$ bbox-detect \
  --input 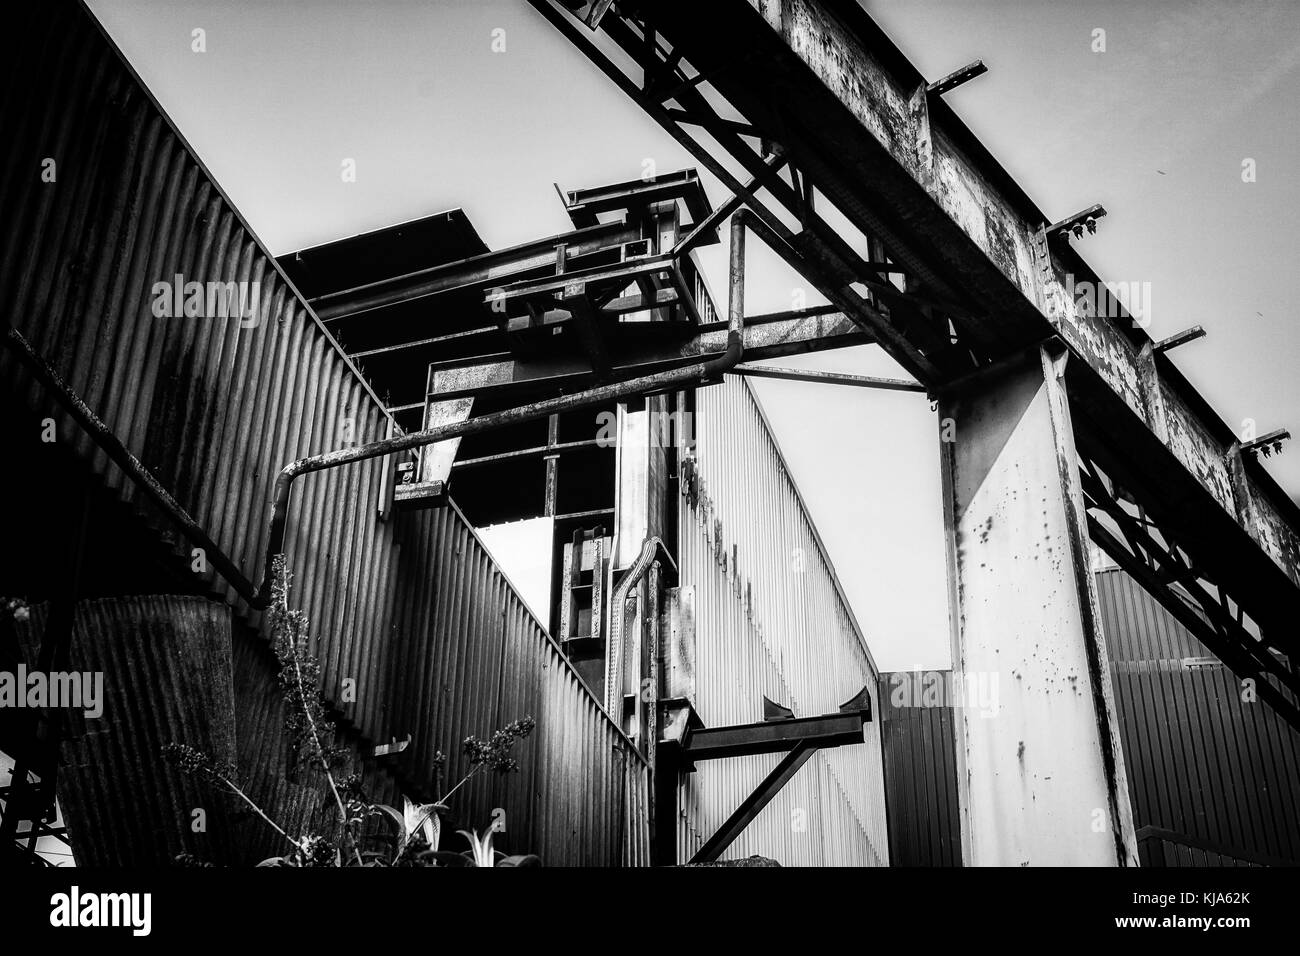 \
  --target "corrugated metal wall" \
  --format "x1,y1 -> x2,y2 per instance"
874,570 -> 1300,868
879,672 -> 961,866
676,377 -> 889,865
2,0 -> 647,866
15,596 -> 246,866
1096,567 -> 1300,865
